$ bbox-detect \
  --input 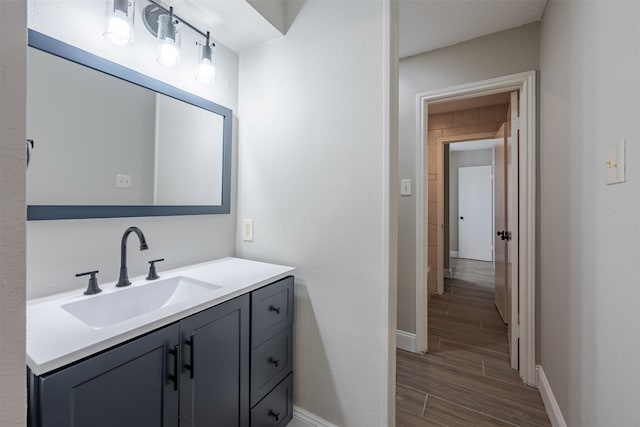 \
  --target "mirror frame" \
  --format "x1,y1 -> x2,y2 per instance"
27,29 -> 232,220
